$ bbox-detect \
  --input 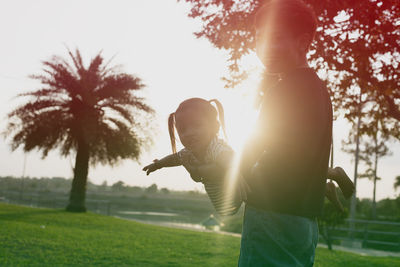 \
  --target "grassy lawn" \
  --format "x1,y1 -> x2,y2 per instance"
0,203 -> 399,266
